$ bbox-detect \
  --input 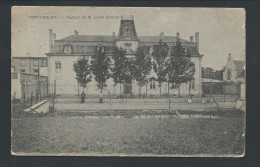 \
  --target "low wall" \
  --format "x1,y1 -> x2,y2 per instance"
236,98 -> 246,112
24,100 -> 49,114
